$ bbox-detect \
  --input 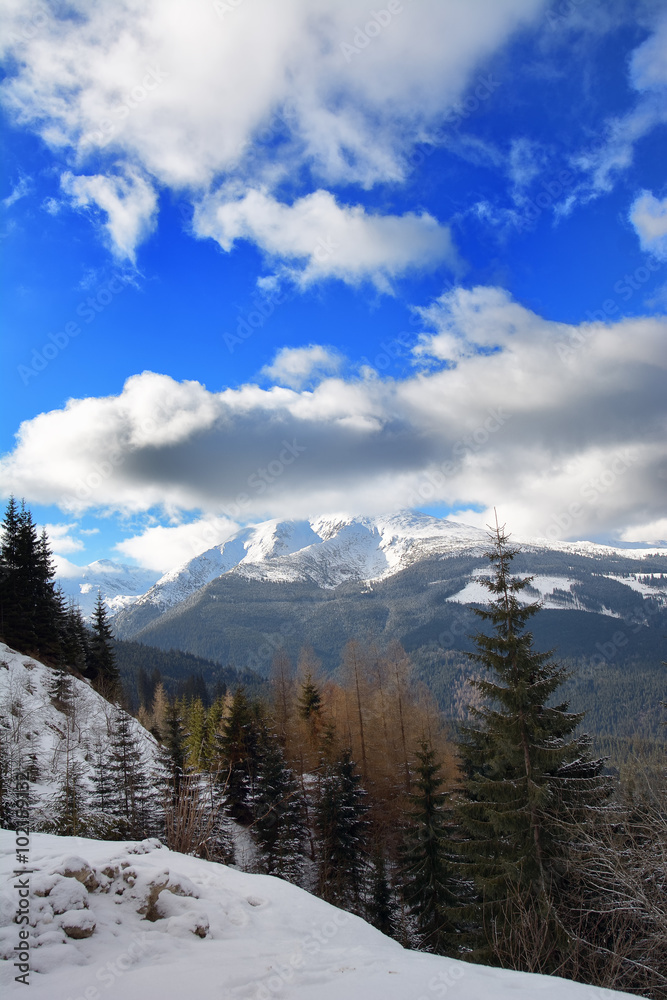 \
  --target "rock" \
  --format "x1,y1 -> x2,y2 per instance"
60,909 -> 96,939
